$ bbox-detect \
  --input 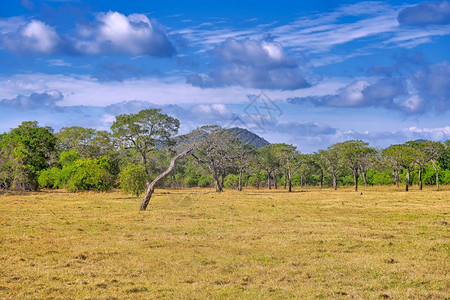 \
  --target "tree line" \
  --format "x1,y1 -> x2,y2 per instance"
1,109 -> 449,195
